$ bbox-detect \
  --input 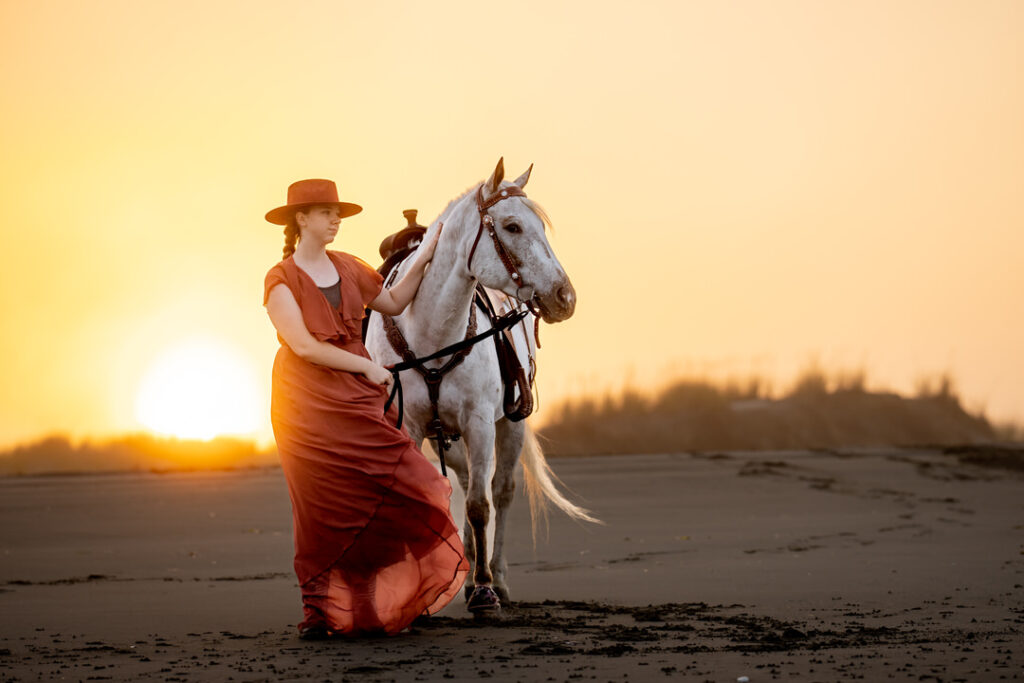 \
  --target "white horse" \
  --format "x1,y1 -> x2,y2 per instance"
365,158 -> 598,612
